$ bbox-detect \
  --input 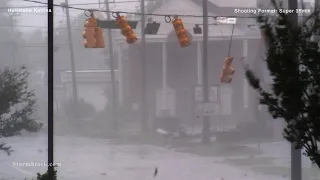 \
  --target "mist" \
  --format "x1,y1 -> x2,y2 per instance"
0,0 -> 318,180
